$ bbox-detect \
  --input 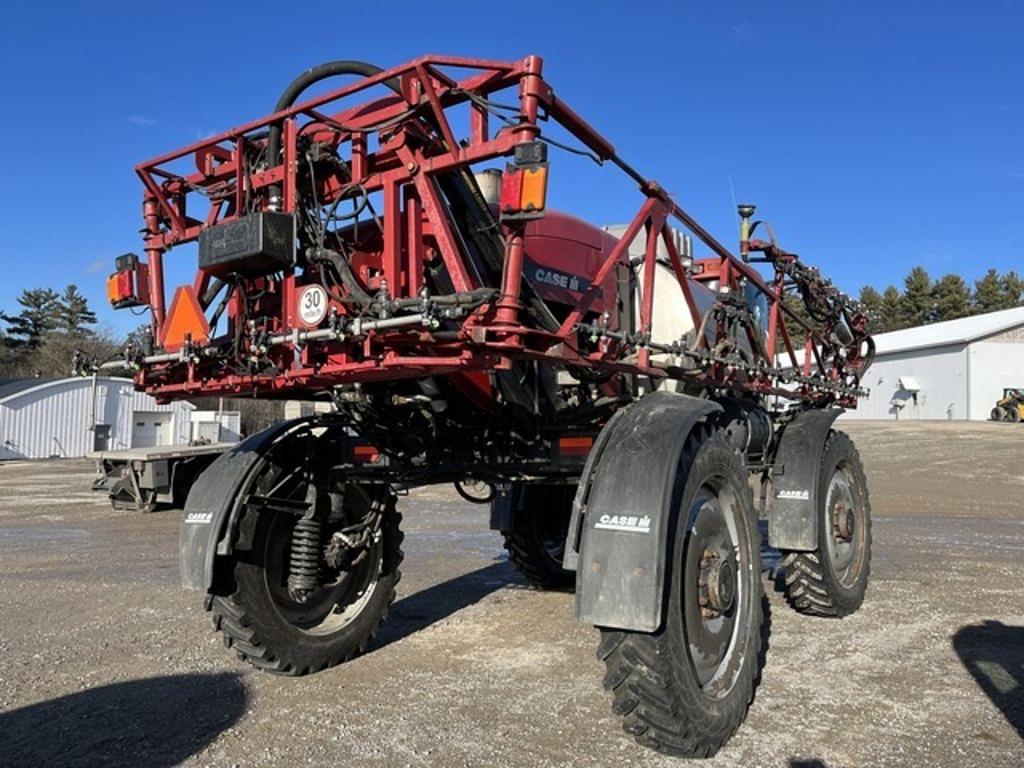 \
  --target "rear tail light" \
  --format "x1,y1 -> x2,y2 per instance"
107,253 -> 150,309
352,444 -> 381,463
500,141 -> 548,220
557,435 -> 593,458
